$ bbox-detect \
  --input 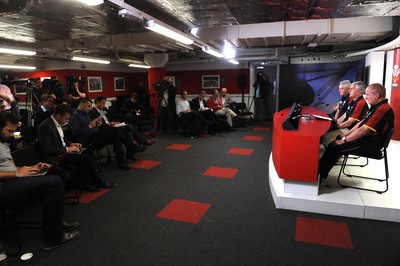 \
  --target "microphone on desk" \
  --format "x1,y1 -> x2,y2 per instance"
291,103 -> 330,119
